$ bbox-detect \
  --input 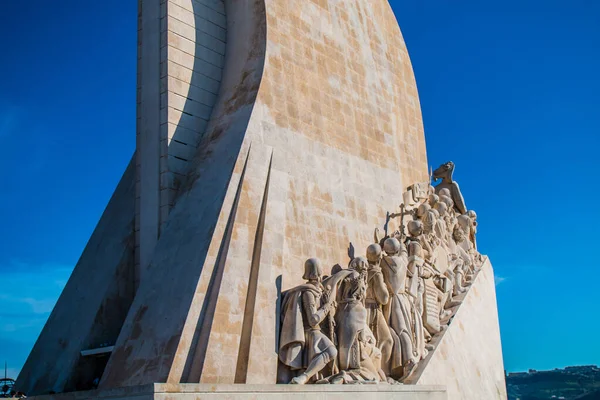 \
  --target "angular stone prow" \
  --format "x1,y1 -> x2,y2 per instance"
408,258 -> 507,400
